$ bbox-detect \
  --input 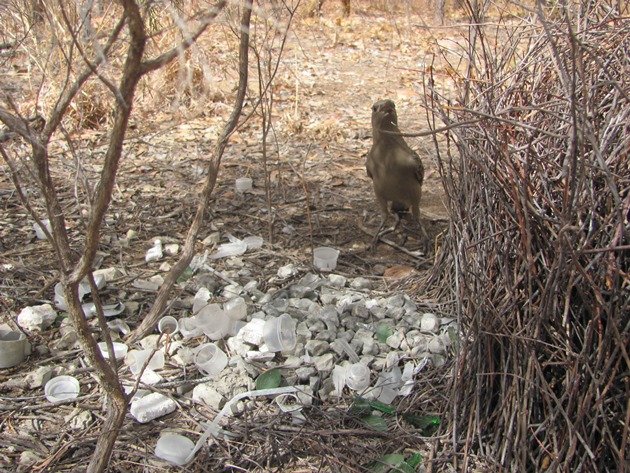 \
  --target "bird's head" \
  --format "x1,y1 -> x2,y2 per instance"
371,99 -> 399,133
